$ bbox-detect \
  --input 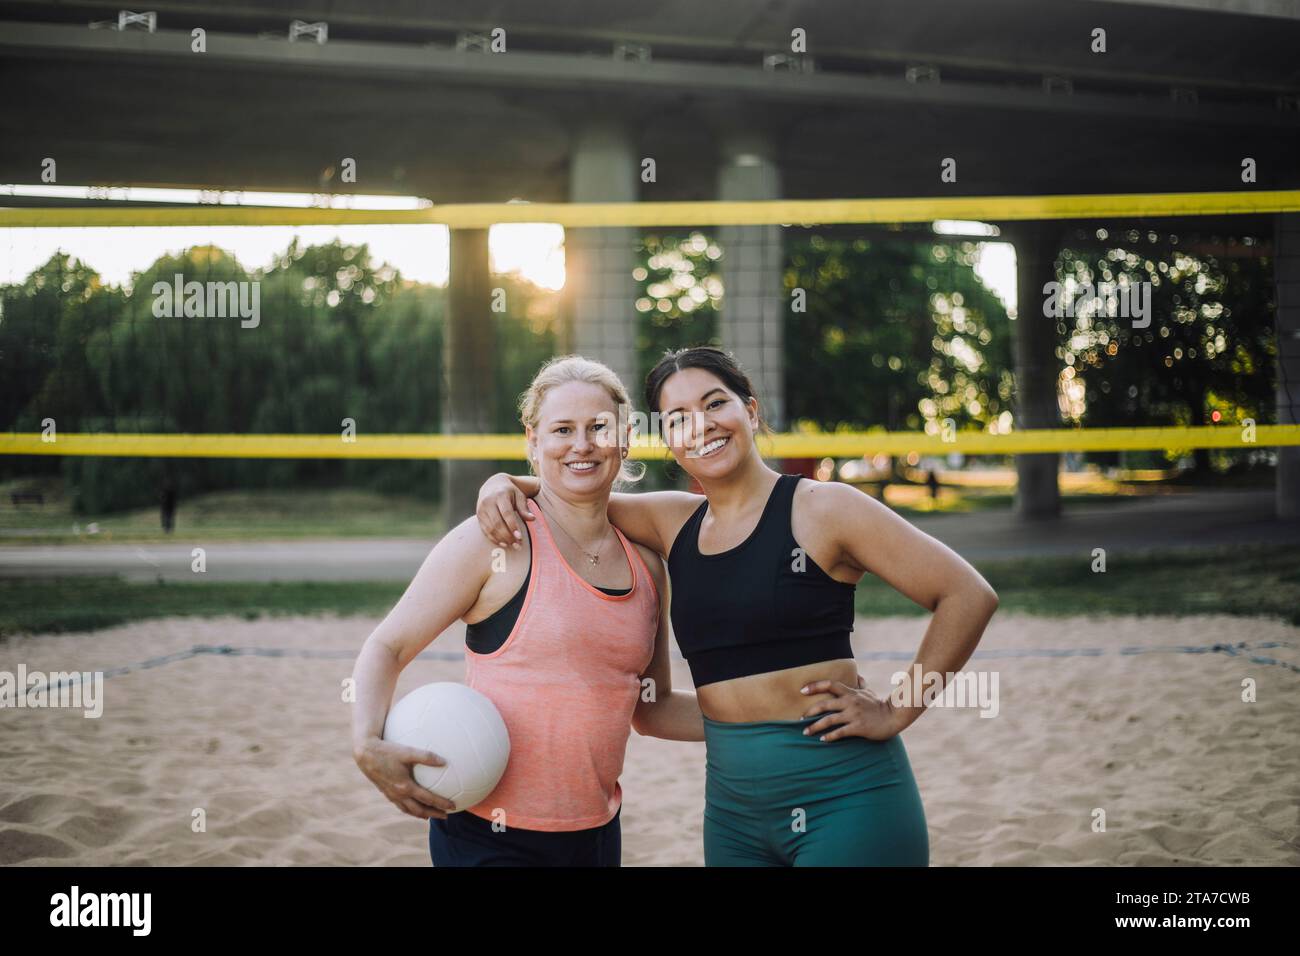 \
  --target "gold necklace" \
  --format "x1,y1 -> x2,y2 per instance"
537,499 -> 613,566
